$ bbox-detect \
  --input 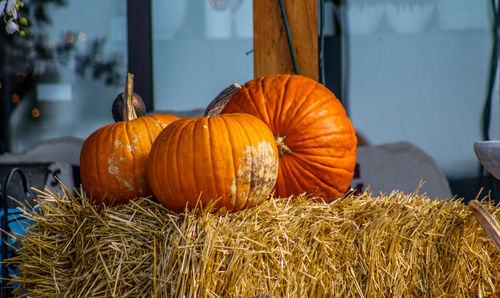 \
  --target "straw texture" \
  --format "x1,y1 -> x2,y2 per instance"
4,187 -> 500,297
